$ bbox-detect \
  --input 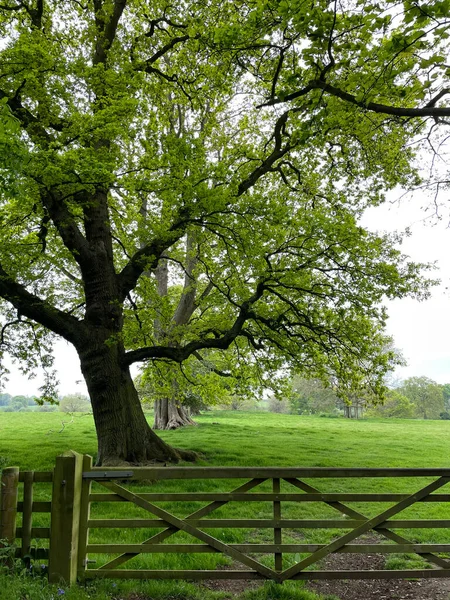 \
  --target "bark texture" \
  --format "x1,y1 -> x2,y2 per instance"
78,340 -> 197,465
153,398 -> 197,430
